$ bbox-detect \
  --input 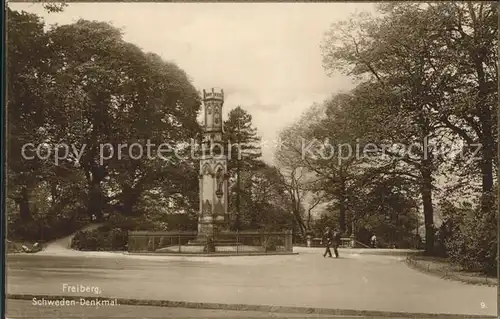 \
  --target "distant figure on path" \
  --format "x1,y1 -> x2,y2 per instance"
332,228 -> 341,258
323,227 -> 333,258
415,234 -> 421,249
370,234 -> 377,248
